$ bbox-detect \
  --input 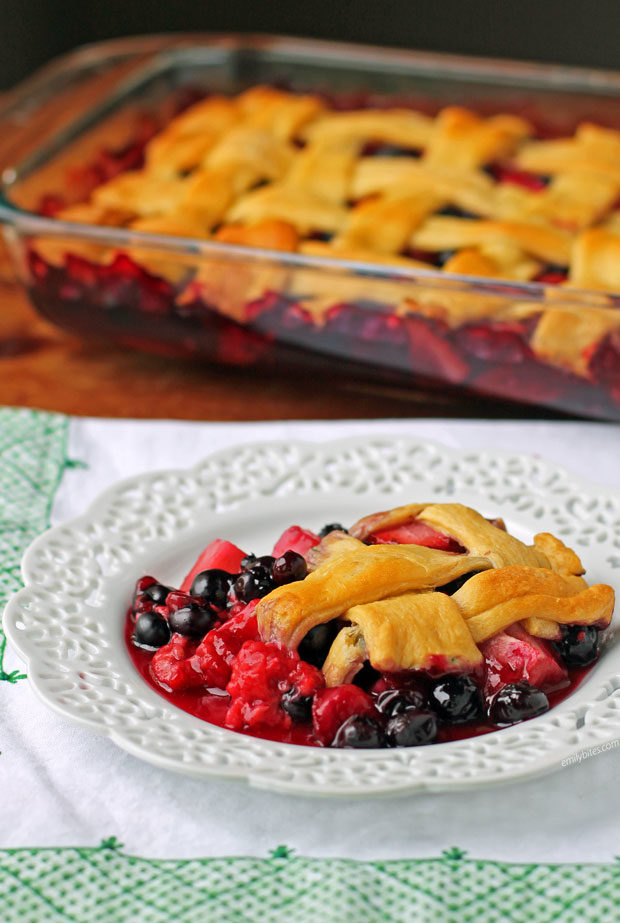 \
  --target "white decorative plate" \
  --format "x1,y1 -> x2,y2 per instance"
4,436 -> 620,796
